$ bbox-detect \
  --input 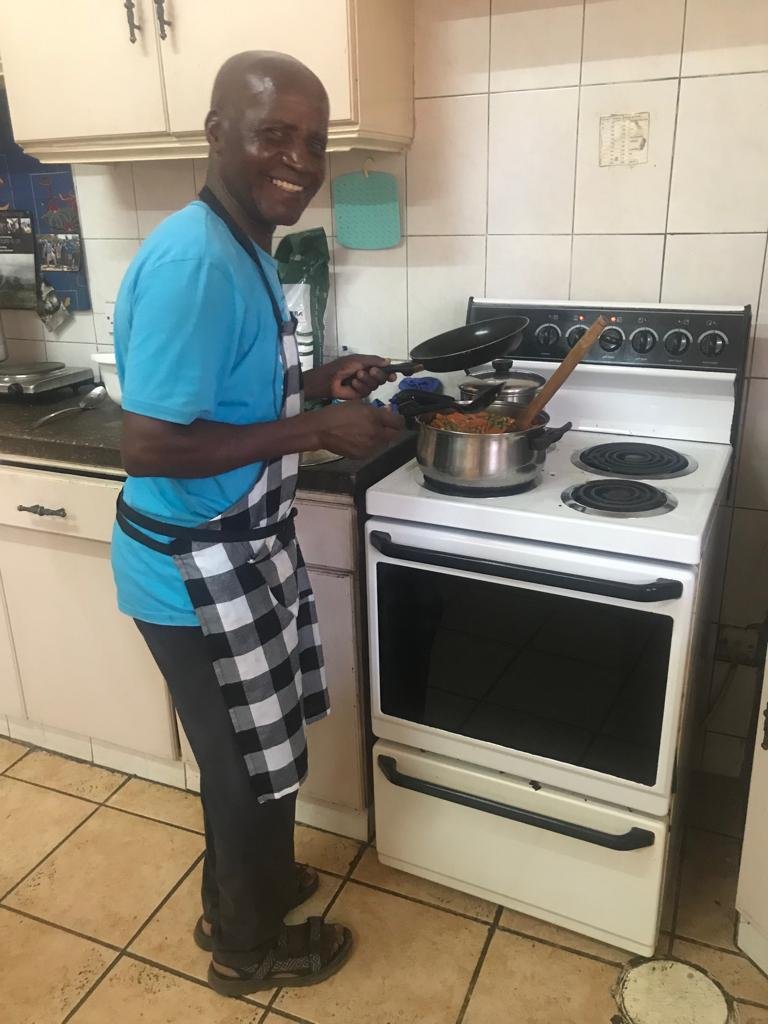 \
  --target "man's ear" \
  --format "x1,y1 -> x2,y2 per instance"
205,109 -> 223,150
